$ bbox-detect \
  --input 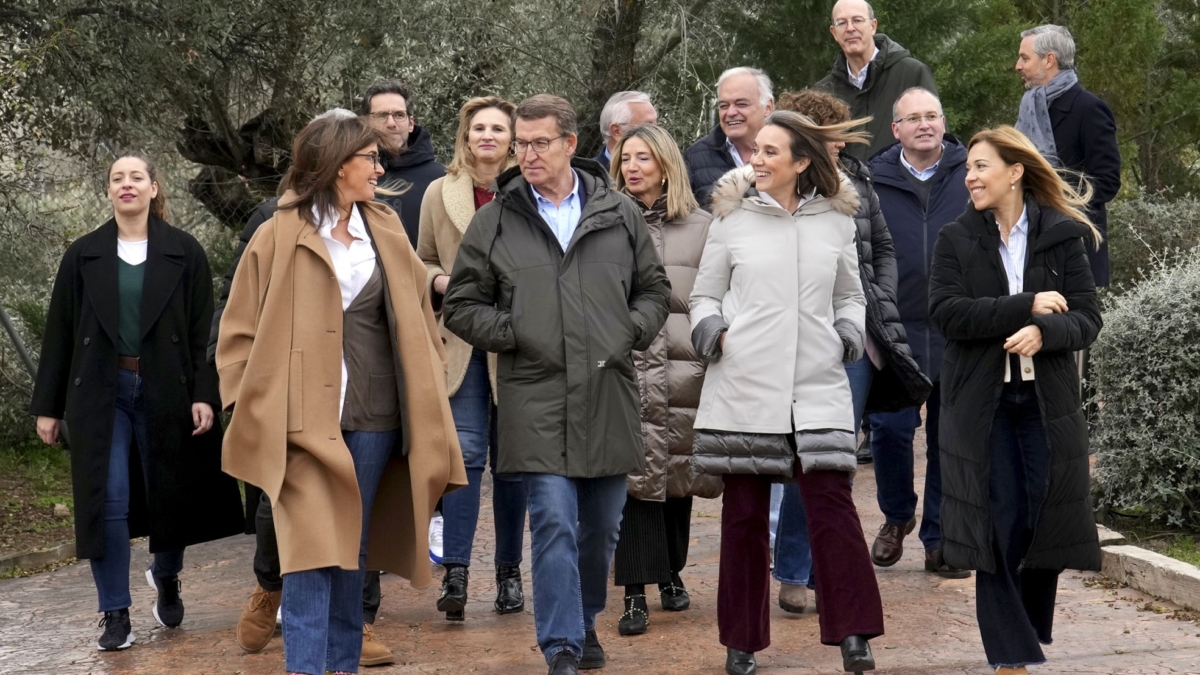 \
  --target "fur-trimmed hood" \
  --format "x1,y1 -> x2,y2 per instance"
709,165 -> 861,220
